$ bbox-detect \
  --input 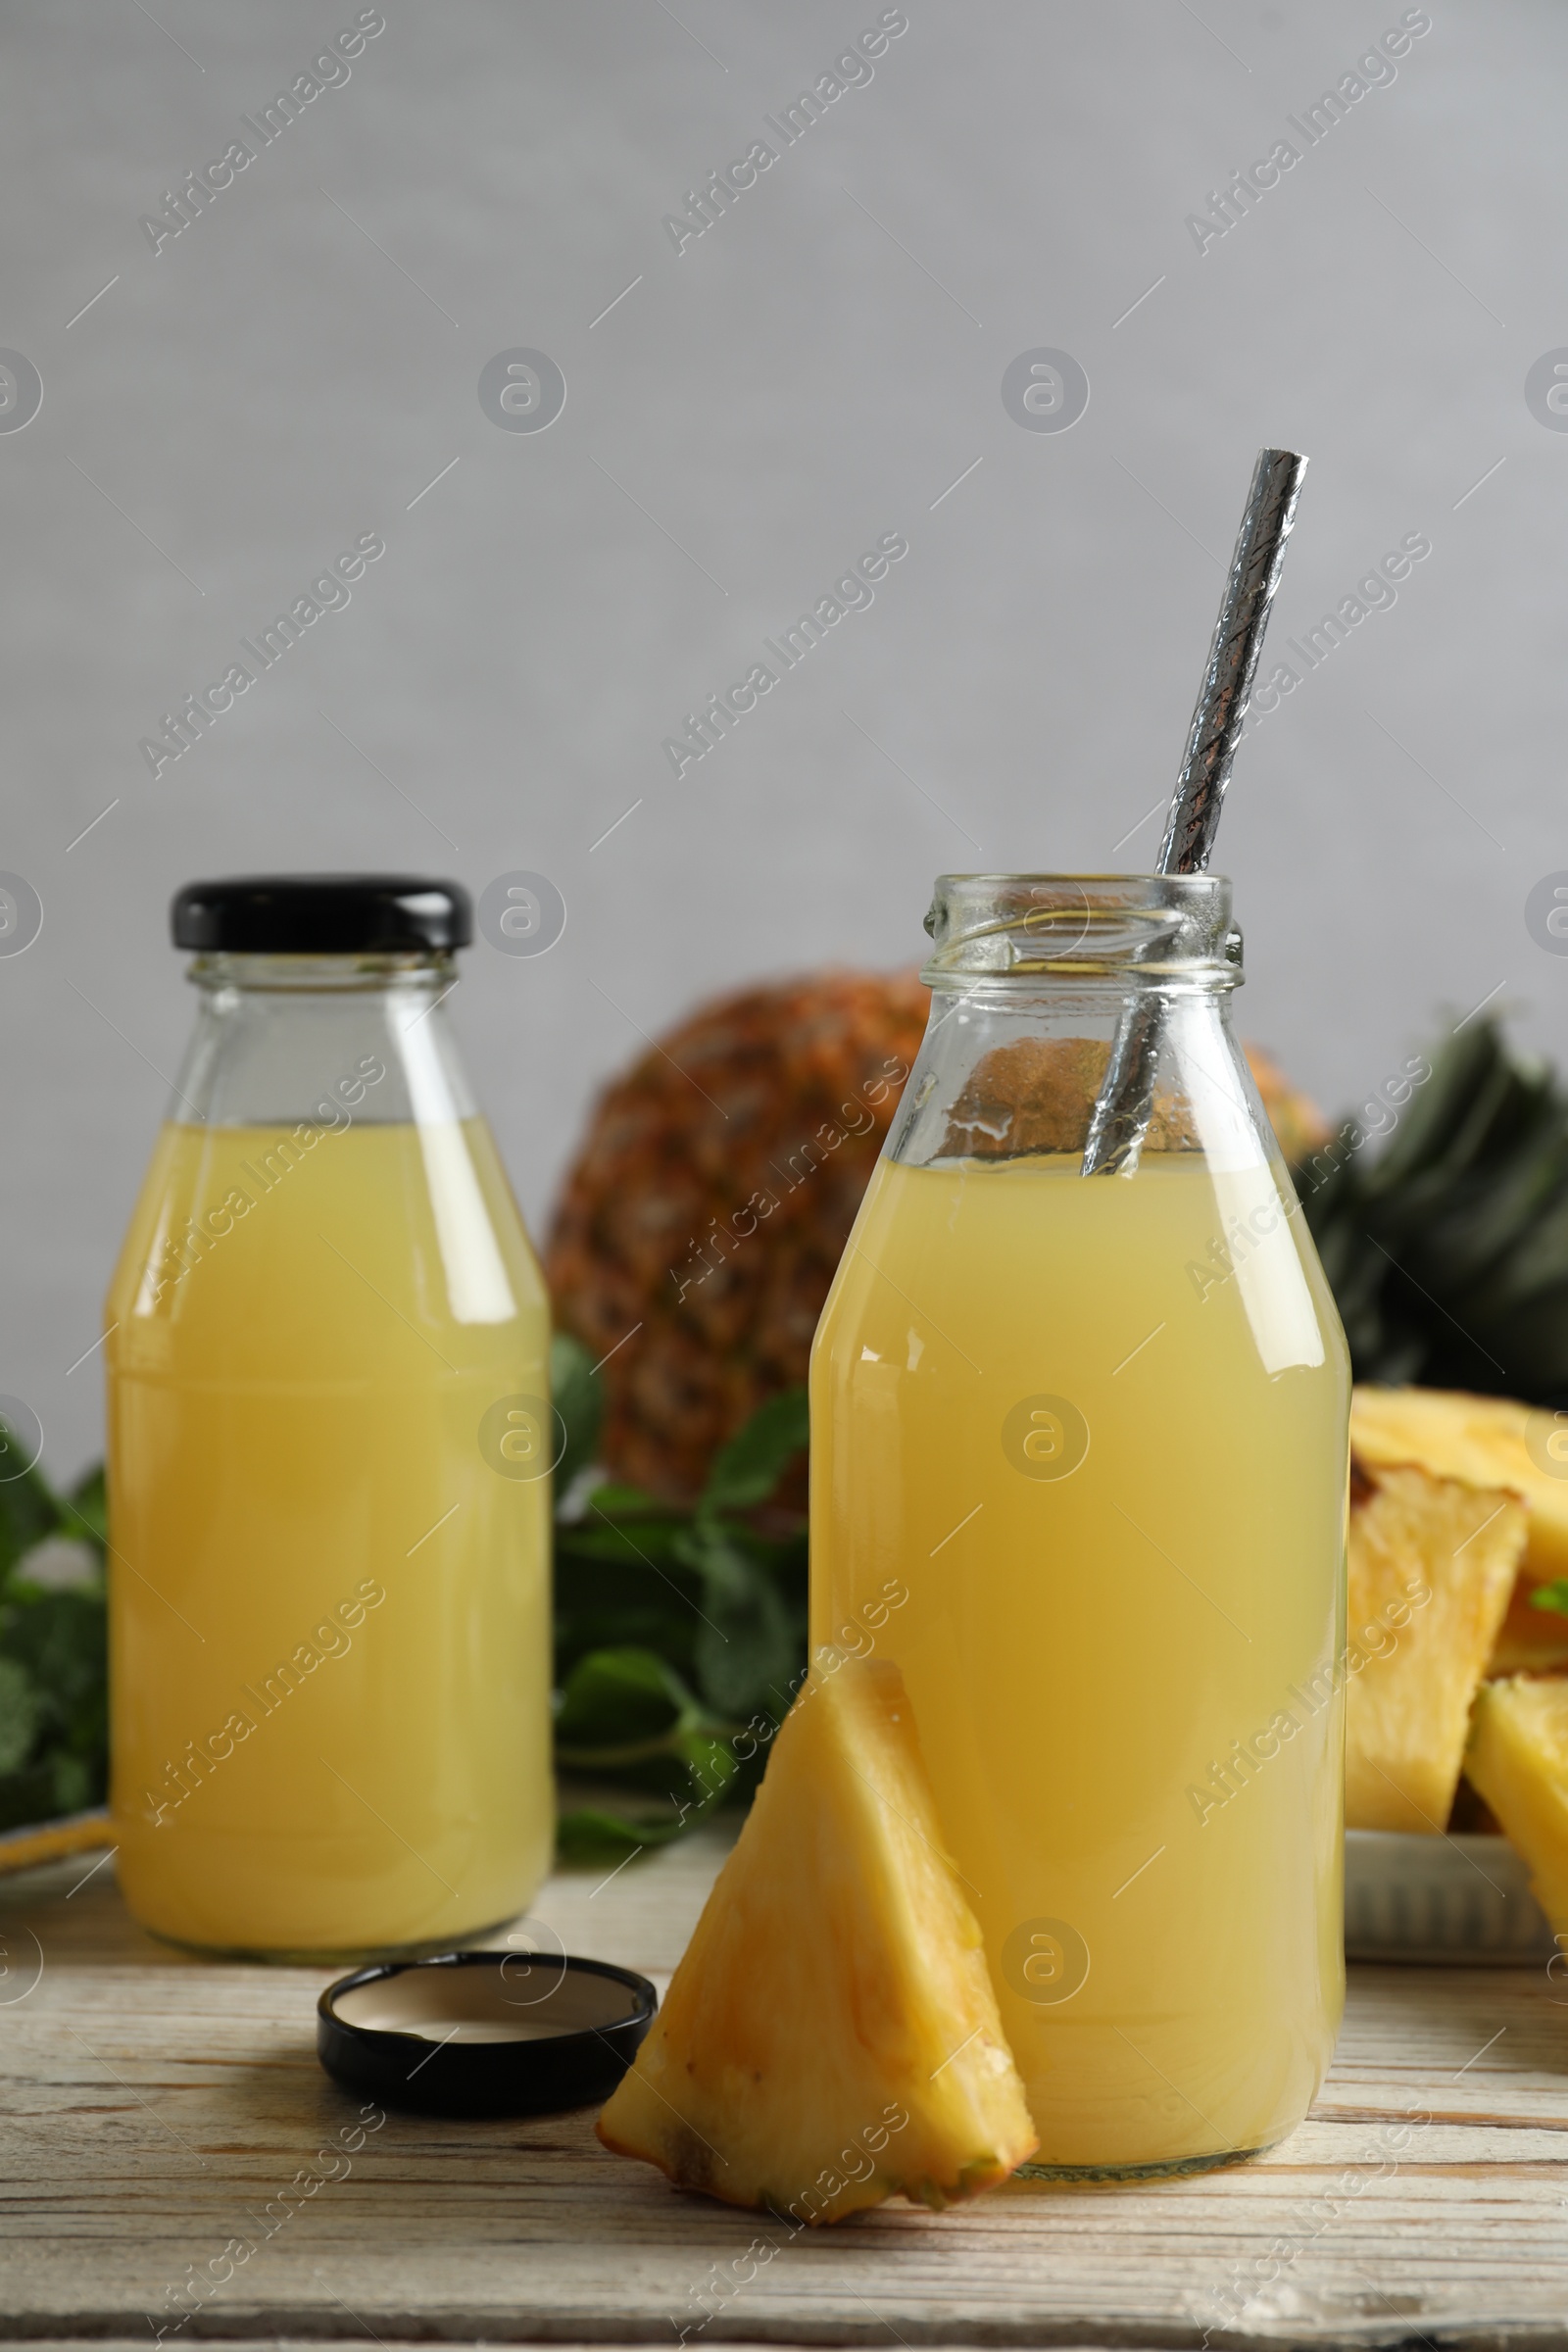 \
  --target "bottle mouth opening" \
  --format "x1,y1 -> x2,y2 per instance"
920,872 -> 1240,986
188,951 -> 457,993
